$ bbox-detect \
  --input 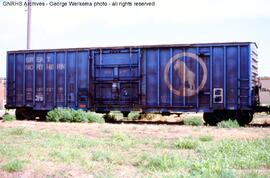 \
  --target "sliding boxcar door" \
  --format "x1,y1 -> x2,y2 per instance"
93,49 -> 140,108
